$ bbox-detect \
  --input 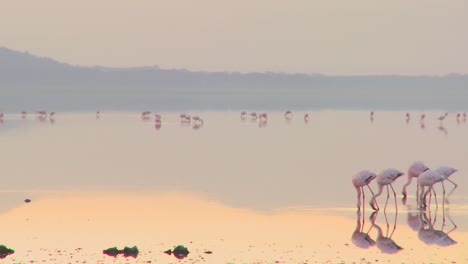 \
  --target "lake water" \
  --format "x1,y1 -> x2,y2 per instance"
0,111 -> 467,263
